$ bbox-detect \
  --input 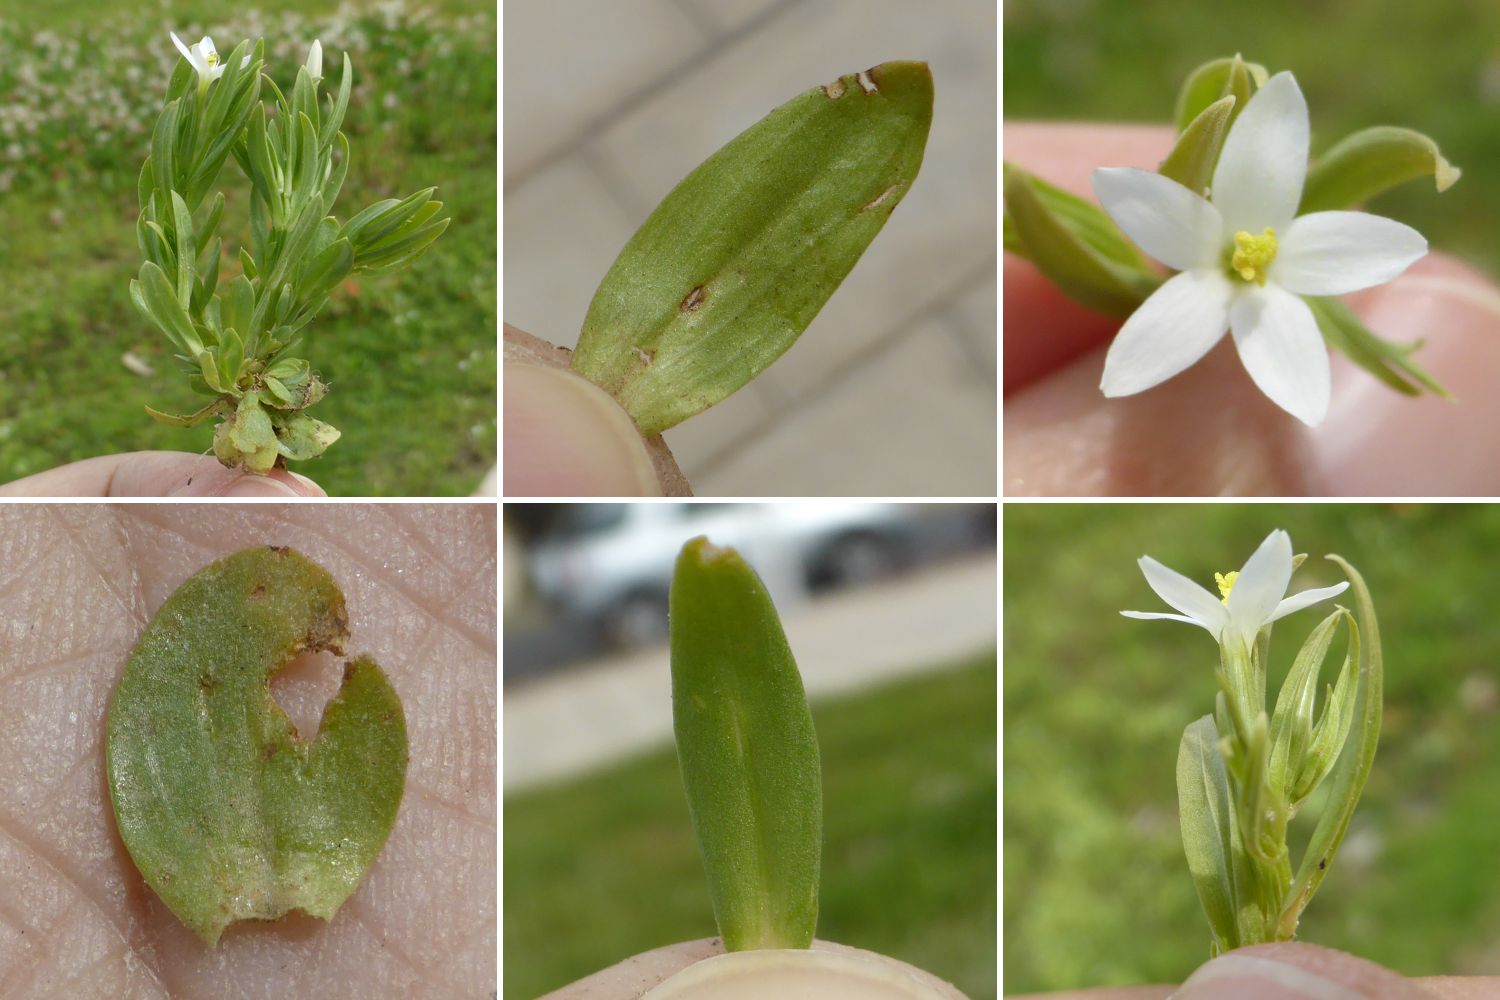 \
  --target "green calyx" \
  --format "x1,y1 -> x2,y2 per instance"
130,38 -> 449,473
